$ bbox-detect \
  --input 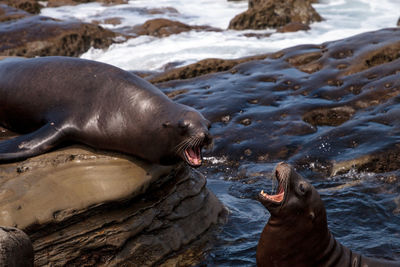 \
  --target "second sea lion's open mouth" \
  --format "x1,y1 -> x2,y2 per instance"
259,166 -> 286,204
184,146 -> 202,167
